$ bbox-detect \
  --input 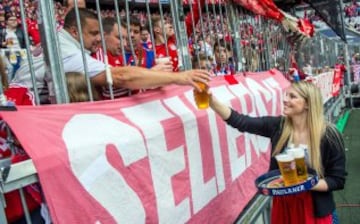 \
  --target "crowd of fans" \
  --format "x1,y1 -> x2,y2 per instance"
344,1 -> 360,32
0,0 -> 271,75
